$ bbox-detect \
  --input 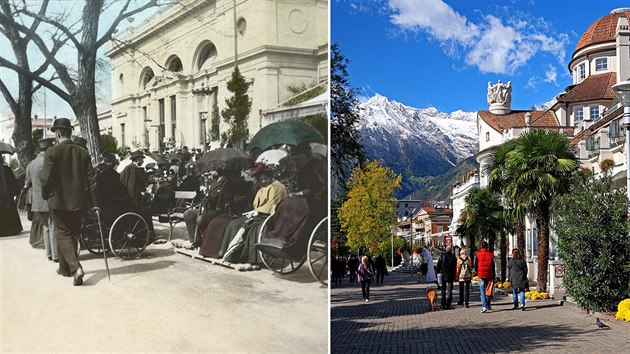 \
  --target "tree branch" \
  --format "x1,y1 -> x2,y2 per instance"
0,56 -> 71,103
0,79 -> 17,111
96,0 -> 158,48
15,5 -> 82,49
